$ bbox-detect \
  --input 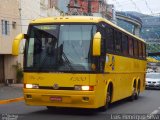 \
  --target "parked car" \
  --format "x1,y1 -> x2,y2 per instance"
146,73 -> 160,89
